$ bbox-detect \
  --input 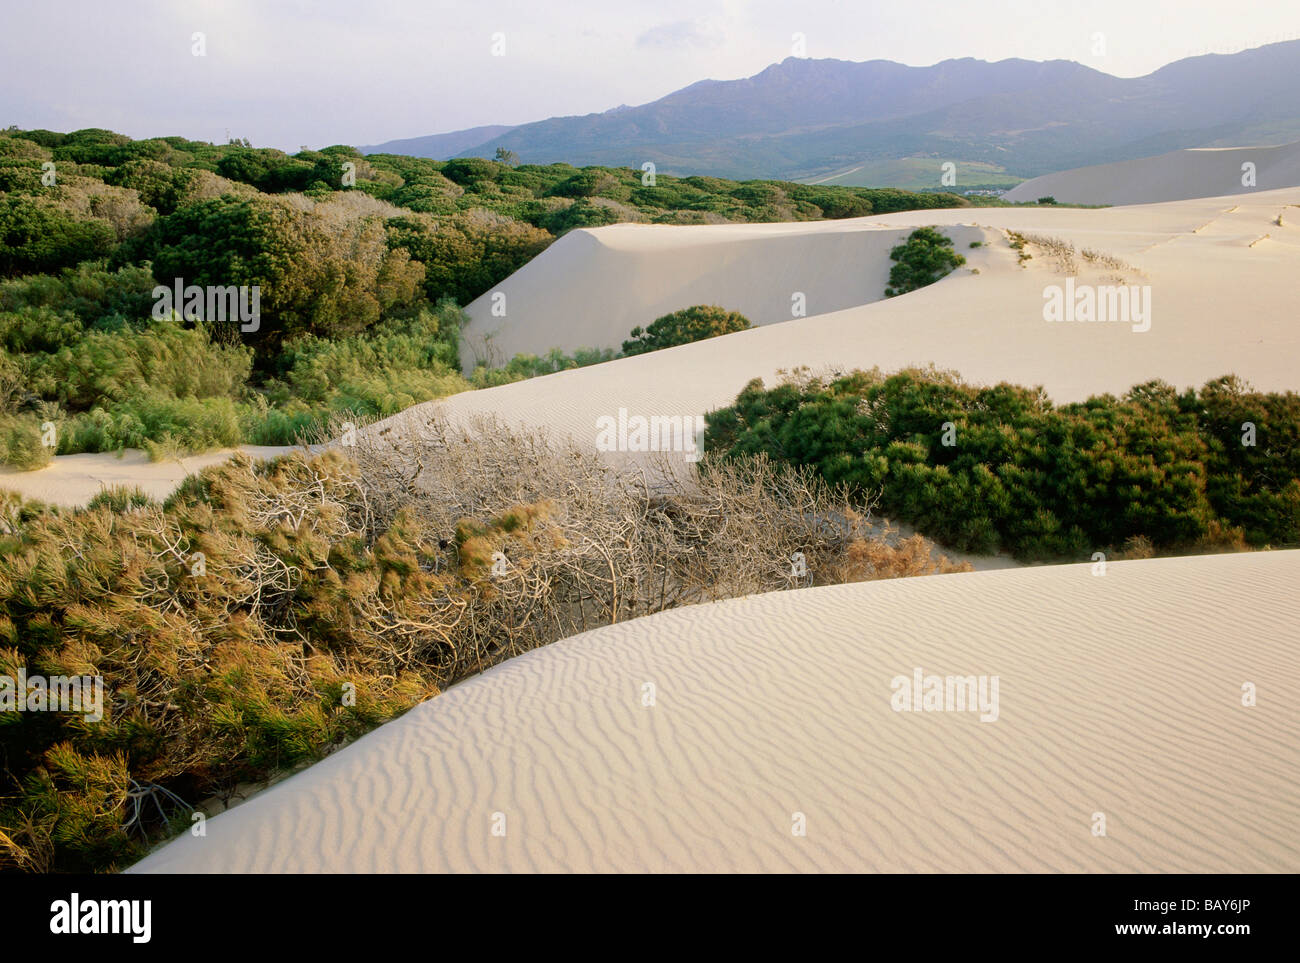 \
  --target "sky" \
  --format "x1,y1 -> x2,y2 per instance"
4,0 -> 1300,151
